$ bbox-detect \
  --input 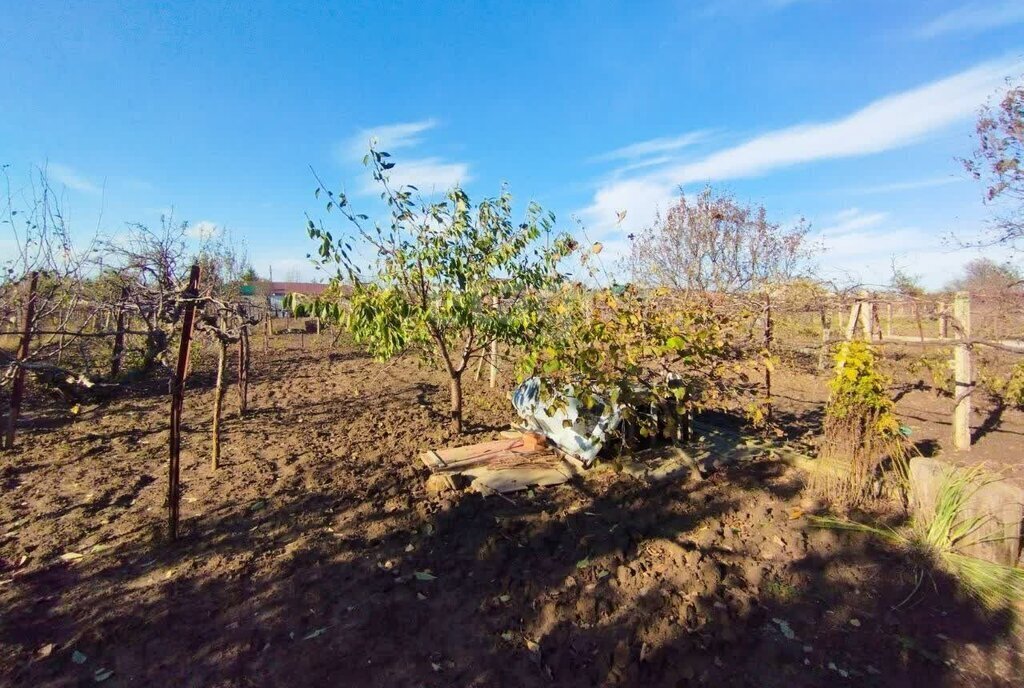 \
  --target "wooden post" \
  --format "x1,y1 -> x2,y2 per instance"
237,325 -> 250,416
860,300 -> 876,340
263,300 -> 271,355
763,292 -> 773,424
3,272 -> 39,450
845,301 -> 861,340
817,306 -> 831,371
952,292 -> 972,451
168,264 -> 201,541
885,303 -> 893,338
111,286 -> 128,378
938,302 -> 948,339
474,352 -> 485,381
212,336 -> 227,470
